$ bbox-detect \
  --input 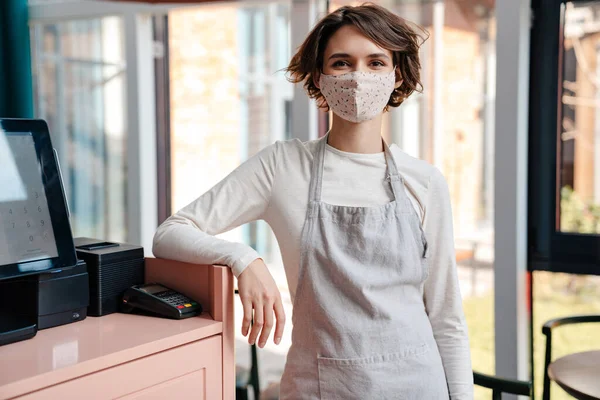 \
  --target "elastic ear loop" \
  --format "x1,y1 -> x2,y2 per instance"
394,66 -> 403,88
